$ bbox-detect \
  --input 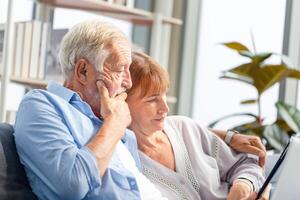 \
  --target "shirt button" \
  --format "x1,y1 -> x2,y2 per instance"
130,180 -> 136,186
